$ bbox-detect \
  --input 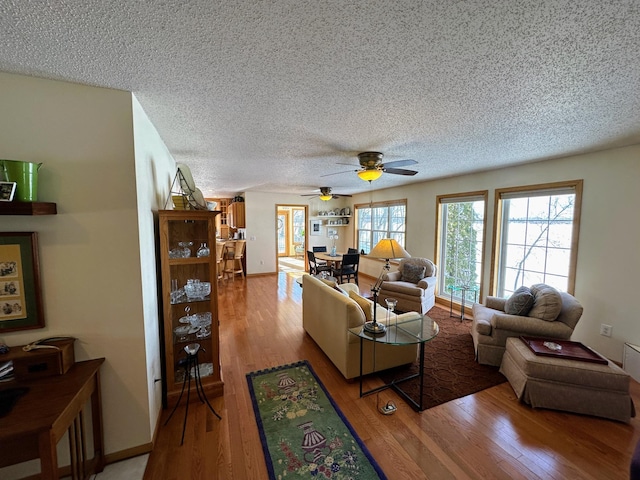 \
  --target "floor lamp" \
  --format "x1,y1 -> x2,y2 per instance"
364,238 -> 410,334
